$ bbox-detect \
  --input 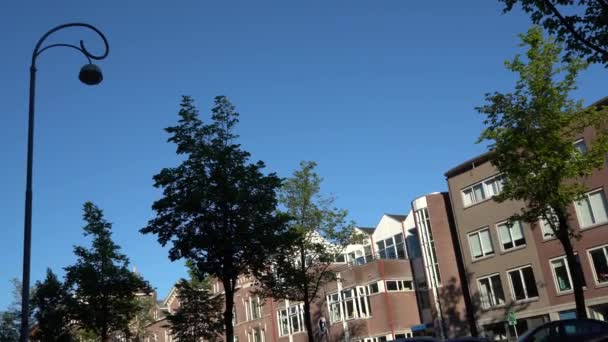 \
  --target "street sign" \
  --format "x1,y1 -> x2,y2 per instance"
507,311 -> 517,326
